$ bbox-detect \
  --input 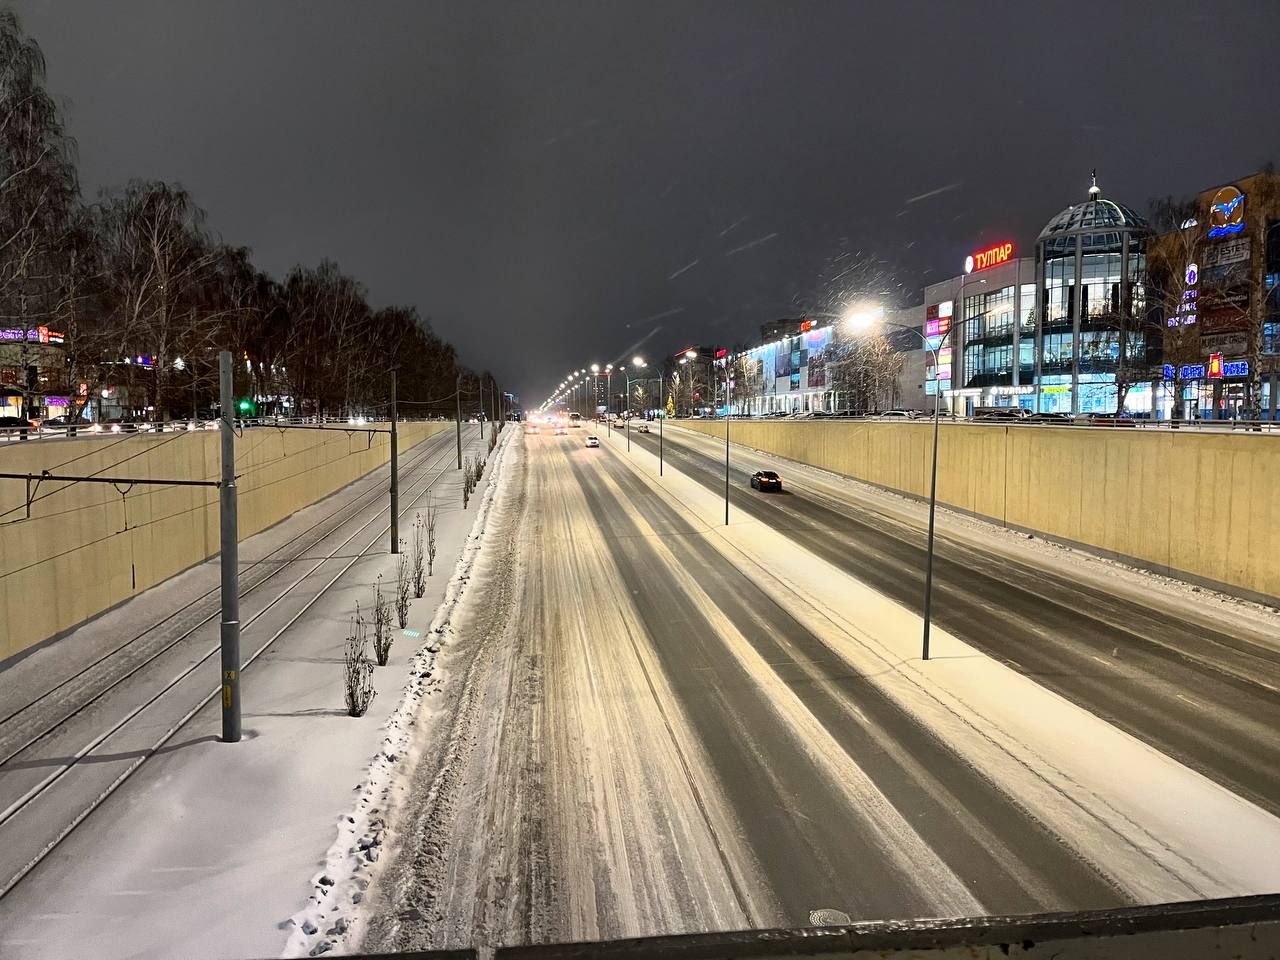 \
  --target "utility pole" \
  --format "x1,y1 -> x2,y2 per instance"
390,369 -> 399,554
724,361 -> 730,527
218,351 -> 241,743
455,372 -> 463,469
659,372 -> 664,477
